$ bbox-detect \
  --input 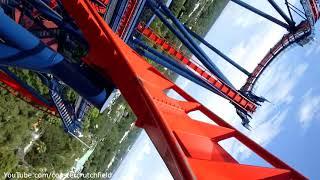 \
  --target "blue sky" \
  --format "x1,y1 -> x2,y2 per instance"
112,1 -> 320,179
